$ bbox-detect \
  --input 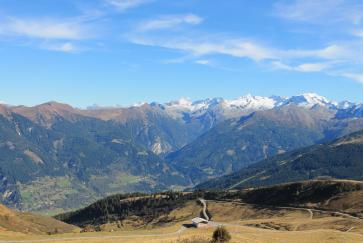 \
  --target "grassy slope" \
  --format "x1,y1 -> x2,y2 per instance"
0,204 -> 79,235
